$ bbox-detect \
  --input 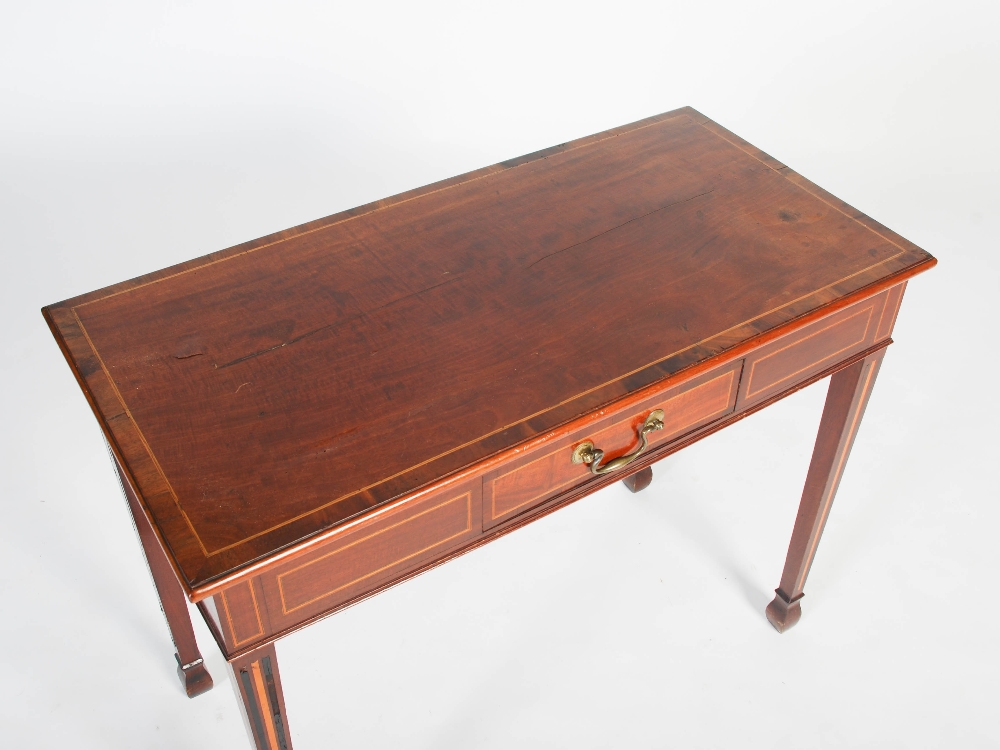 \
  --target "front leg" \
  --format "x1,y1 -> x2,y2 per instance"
229,643 -> 293,750
109,449 -> 213,696
766,349 -> 886,633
